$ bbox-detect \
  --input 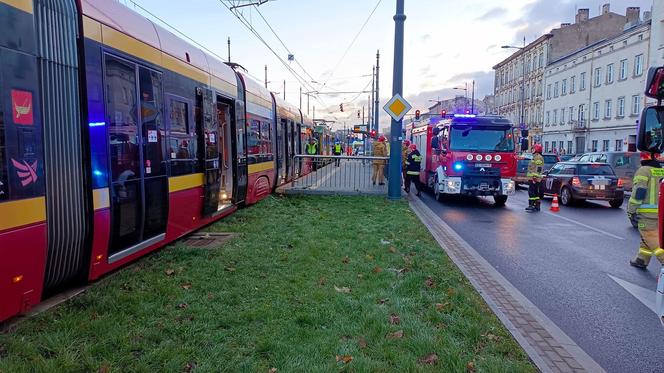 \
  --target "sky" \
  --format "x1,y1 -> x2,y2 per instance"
127,0 -> 653,131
